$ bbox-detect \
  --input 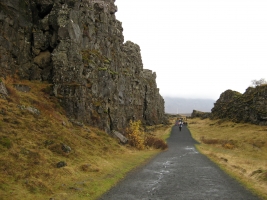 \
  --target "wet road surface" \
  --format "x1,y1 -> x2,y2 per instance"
99,125 -> 260,200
